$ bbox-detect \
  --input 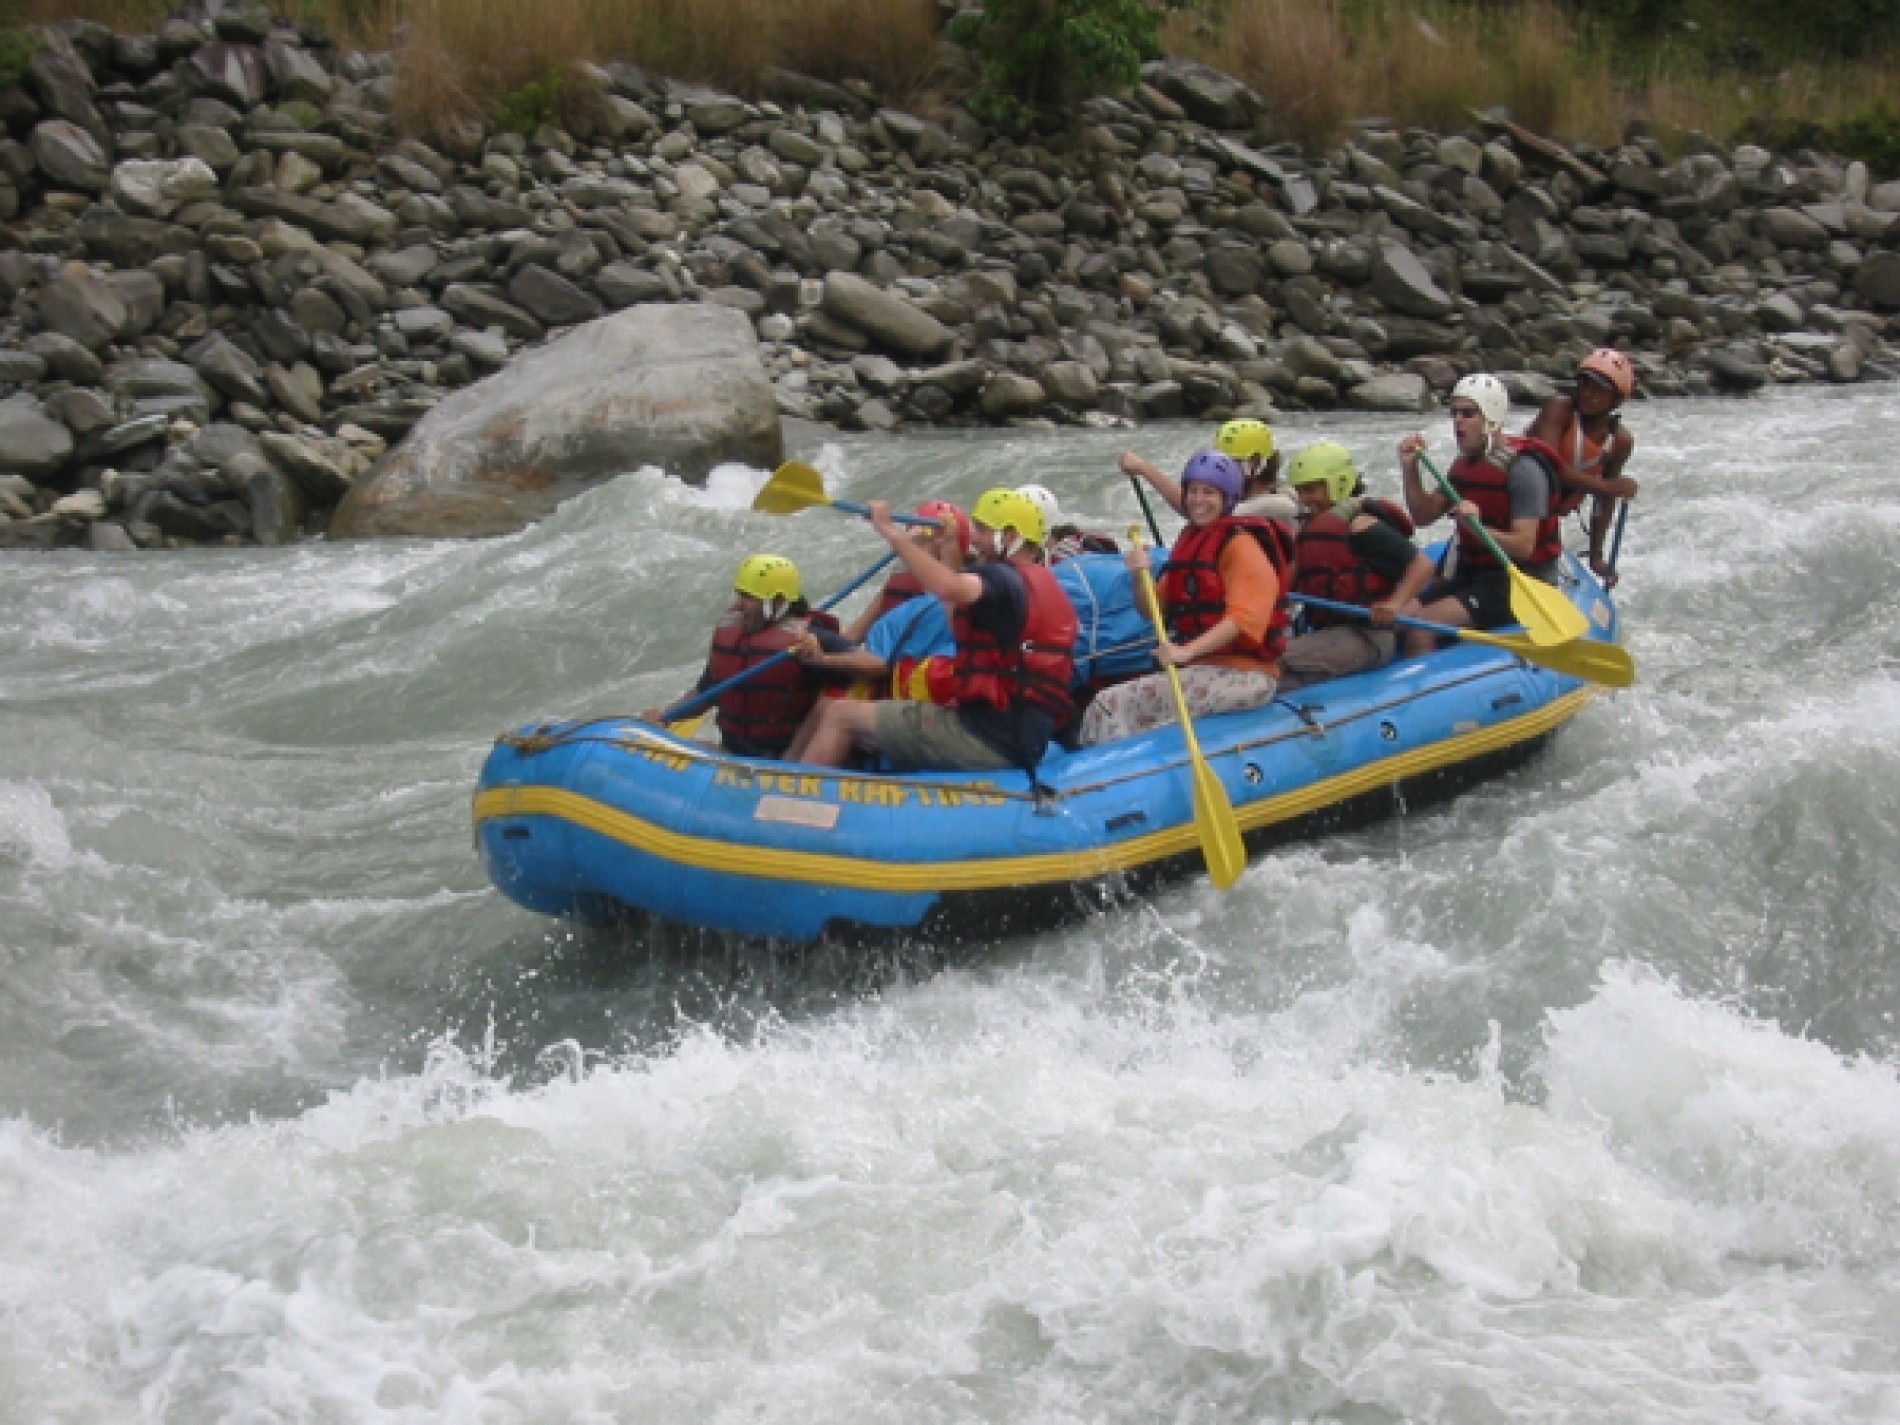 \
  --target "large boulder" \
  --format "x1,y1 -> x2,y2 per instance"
330,304 -> 781,539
